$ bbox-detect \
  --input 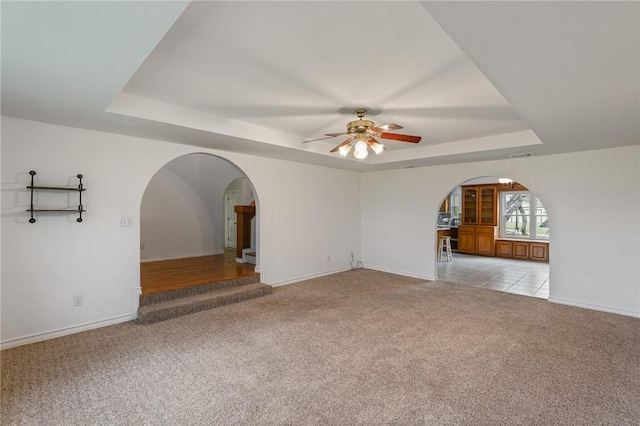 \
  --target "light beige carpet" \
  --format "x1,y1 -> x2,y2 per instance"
2,269 -> 639,425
